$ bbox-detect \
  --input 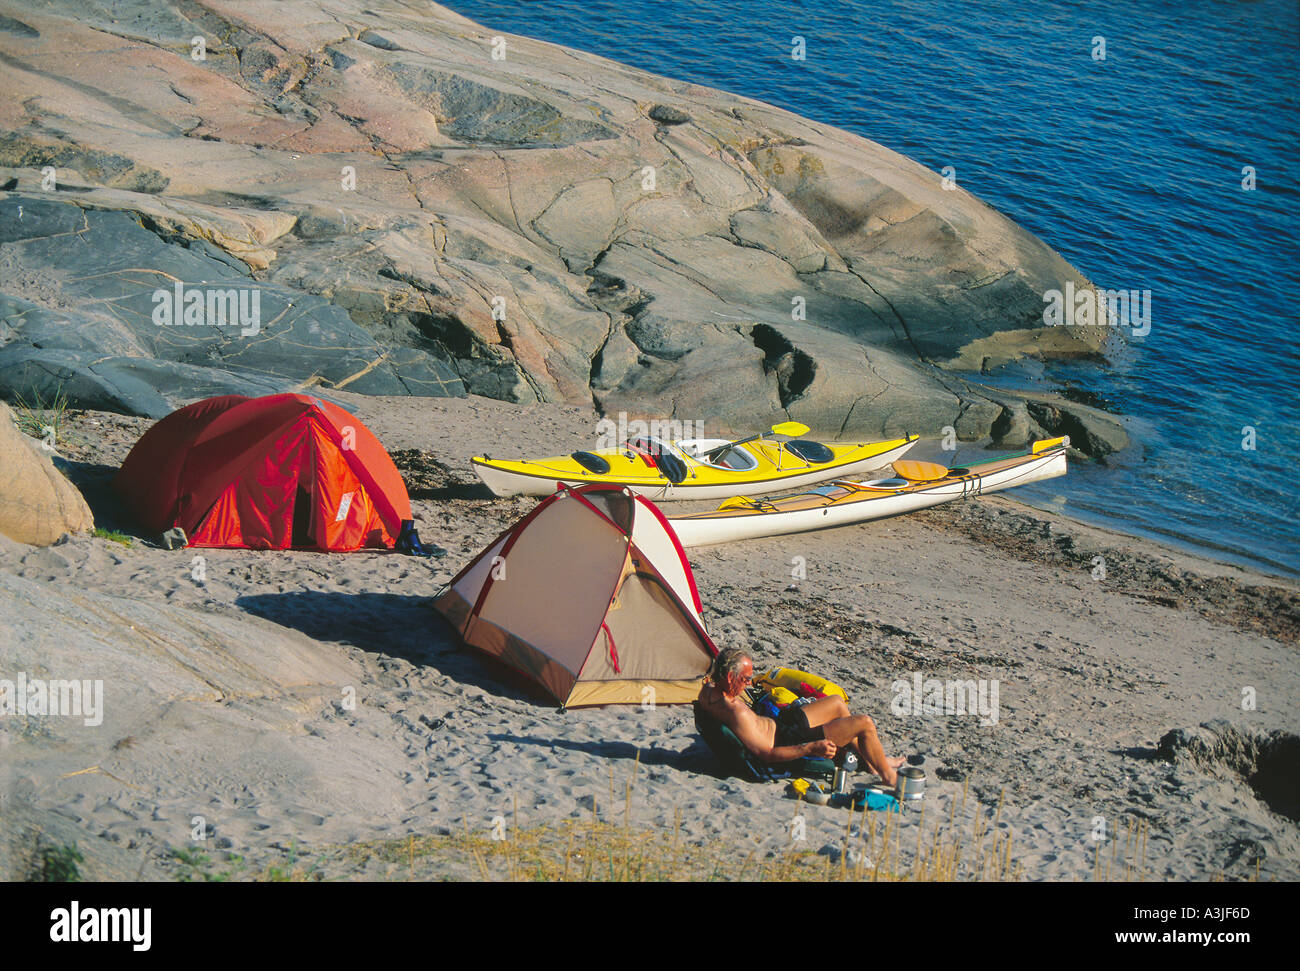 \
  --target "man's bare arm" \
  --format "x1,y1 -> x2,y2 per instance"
764,741 -> 826,763
722,709 -> 835,764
